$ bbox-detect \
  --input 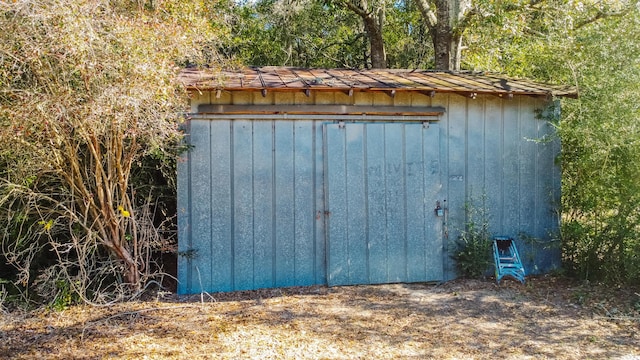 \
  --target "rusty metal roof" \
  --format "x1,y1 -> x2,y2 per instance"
179,66 -> 577,98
